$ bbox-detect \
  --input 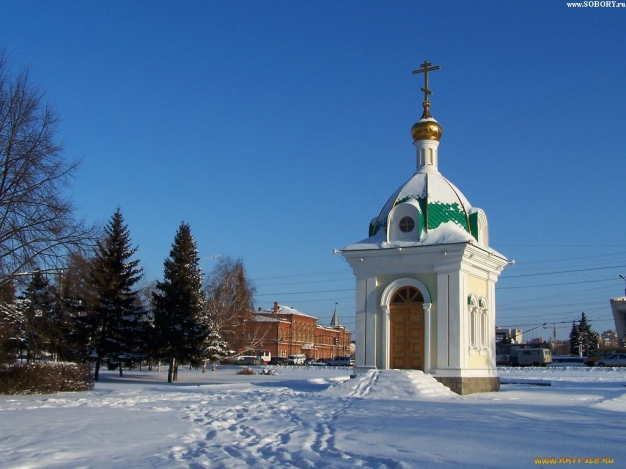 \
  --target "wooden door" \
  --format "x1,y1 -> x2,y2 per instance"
390,287 -> 424,370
